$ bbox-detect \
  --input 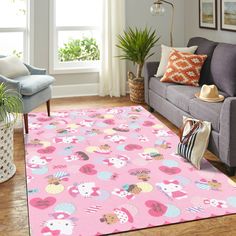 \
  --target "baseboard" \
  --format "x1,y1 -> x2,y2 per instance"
52,83 -> 99,98
52,82 -> 129,98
